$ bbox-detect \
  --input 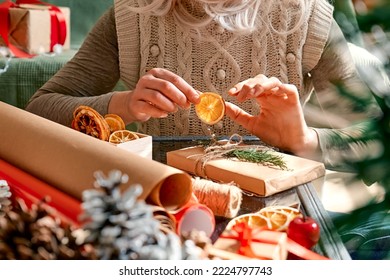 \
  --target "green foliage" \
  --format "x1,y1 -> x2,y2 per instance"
356,2 -> 390,32
336,1 -> 390,193
224,149 -> 288,170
